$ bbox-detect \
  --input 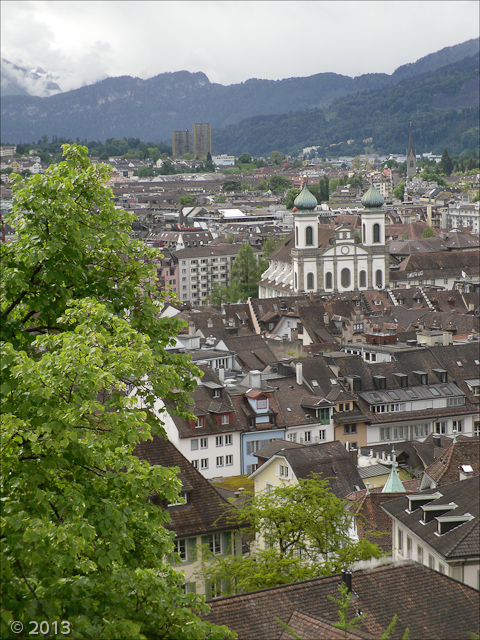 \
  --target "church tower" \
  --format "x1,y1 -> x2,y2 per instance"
292,179 -> 319,293
361,185 -> 388,289
406,125 -> 416,179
